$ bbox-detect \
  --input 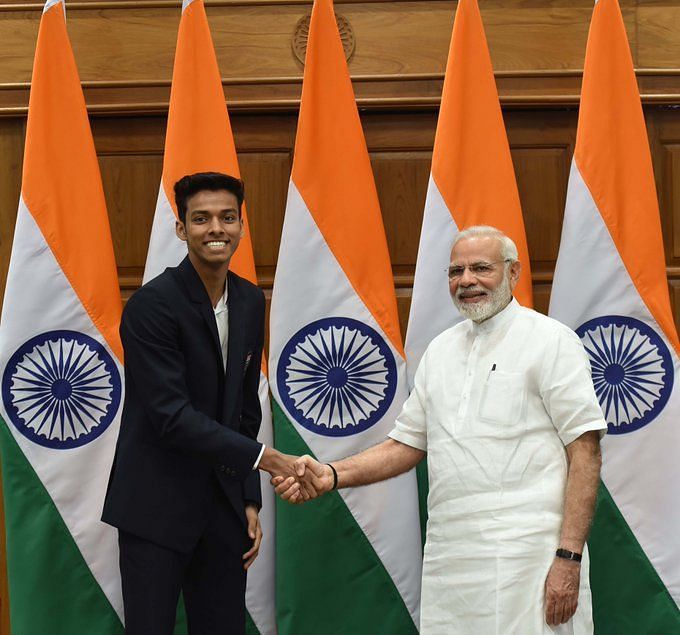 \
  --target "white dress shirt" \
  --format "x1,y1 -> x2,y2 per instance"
213,286 -> 264,470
